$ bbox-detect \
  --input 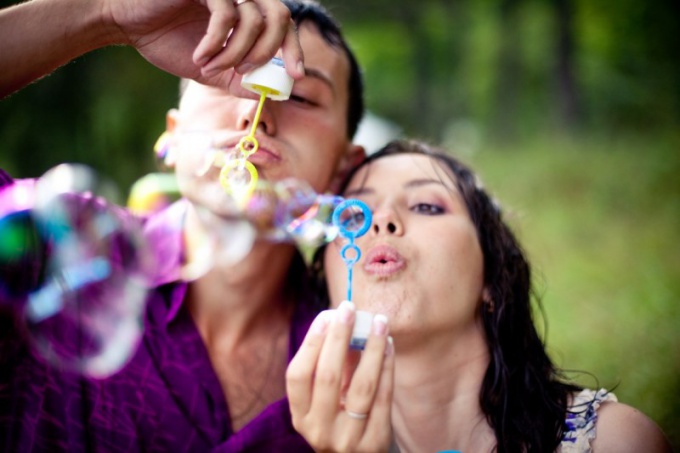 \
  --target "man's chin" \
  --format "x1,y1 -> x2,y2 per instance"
187,184 -> 243,220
